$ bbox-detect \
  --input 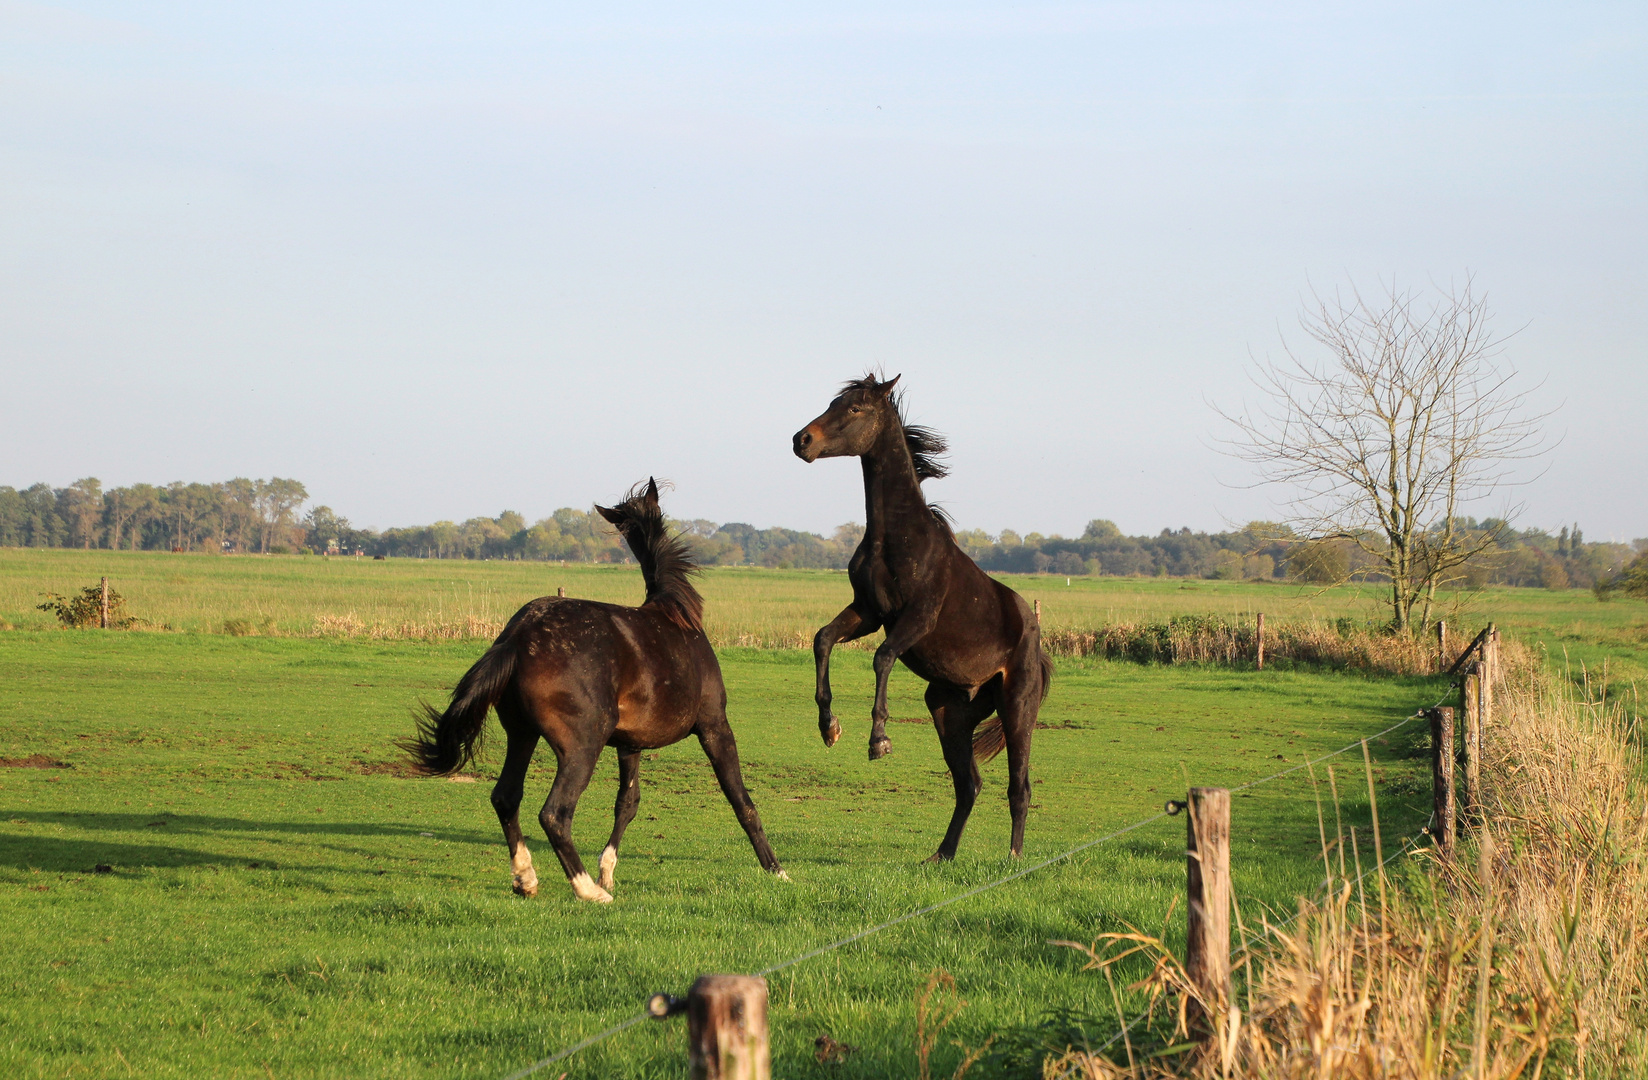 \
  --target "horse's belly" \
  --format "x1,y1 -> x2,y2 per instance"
899,649 -> 996,692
